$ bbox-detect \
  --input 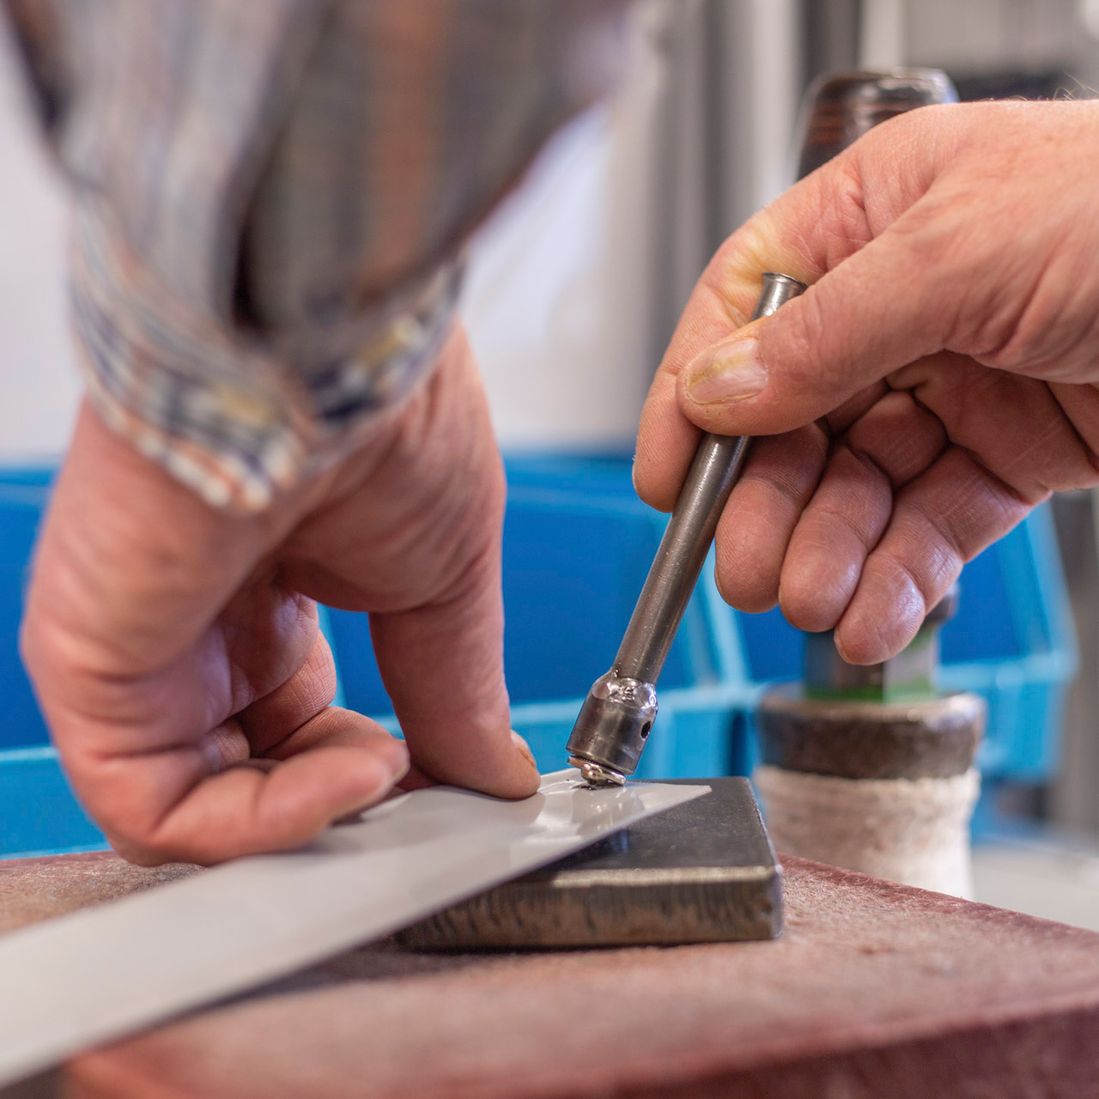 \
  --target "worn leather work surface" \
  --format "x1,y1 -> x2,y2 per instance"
4,850 -> 1099,1098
